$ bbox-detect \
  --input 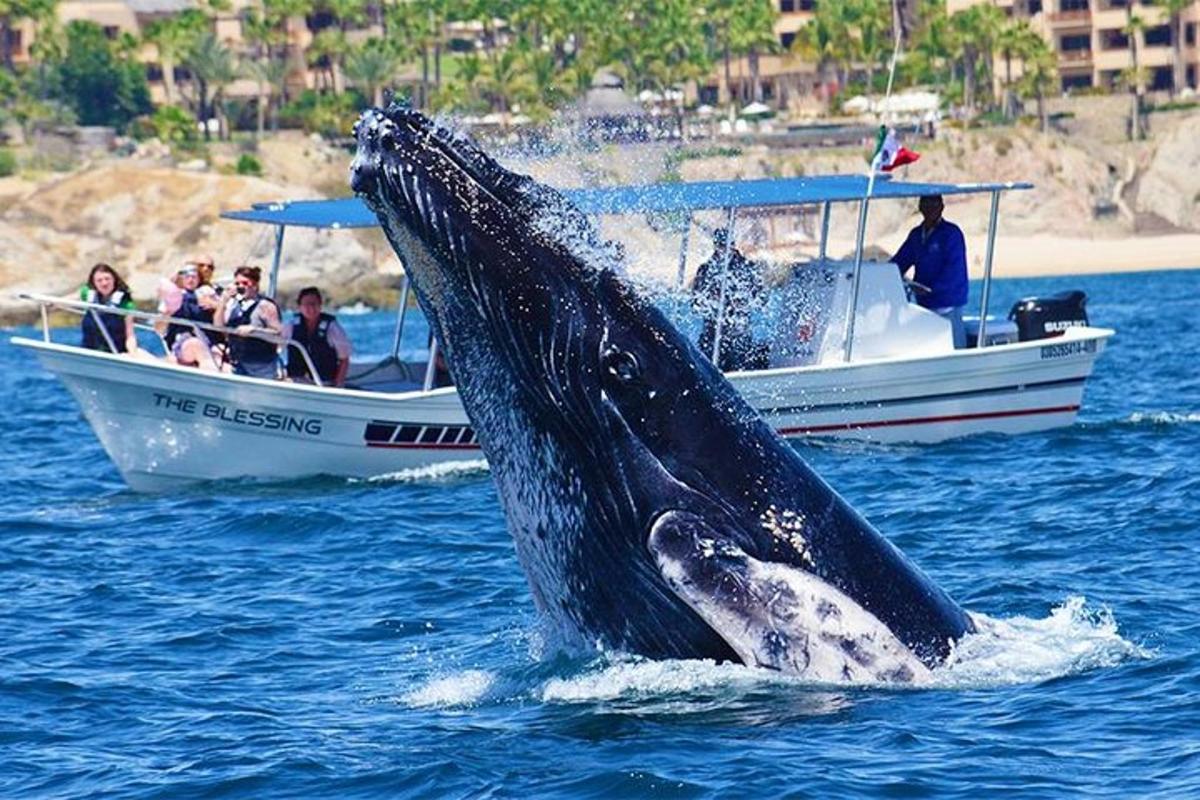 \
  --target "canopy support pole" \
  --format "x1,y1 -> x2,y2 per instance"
975,190 -> 1001,348
843,193 -> 872,363
423,336 -> 439,391
818,201 -> 832,262
711,206 -> 736,365
676,215 -> 691,288
390,273 -> 411,360
267,225 -> 286,298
